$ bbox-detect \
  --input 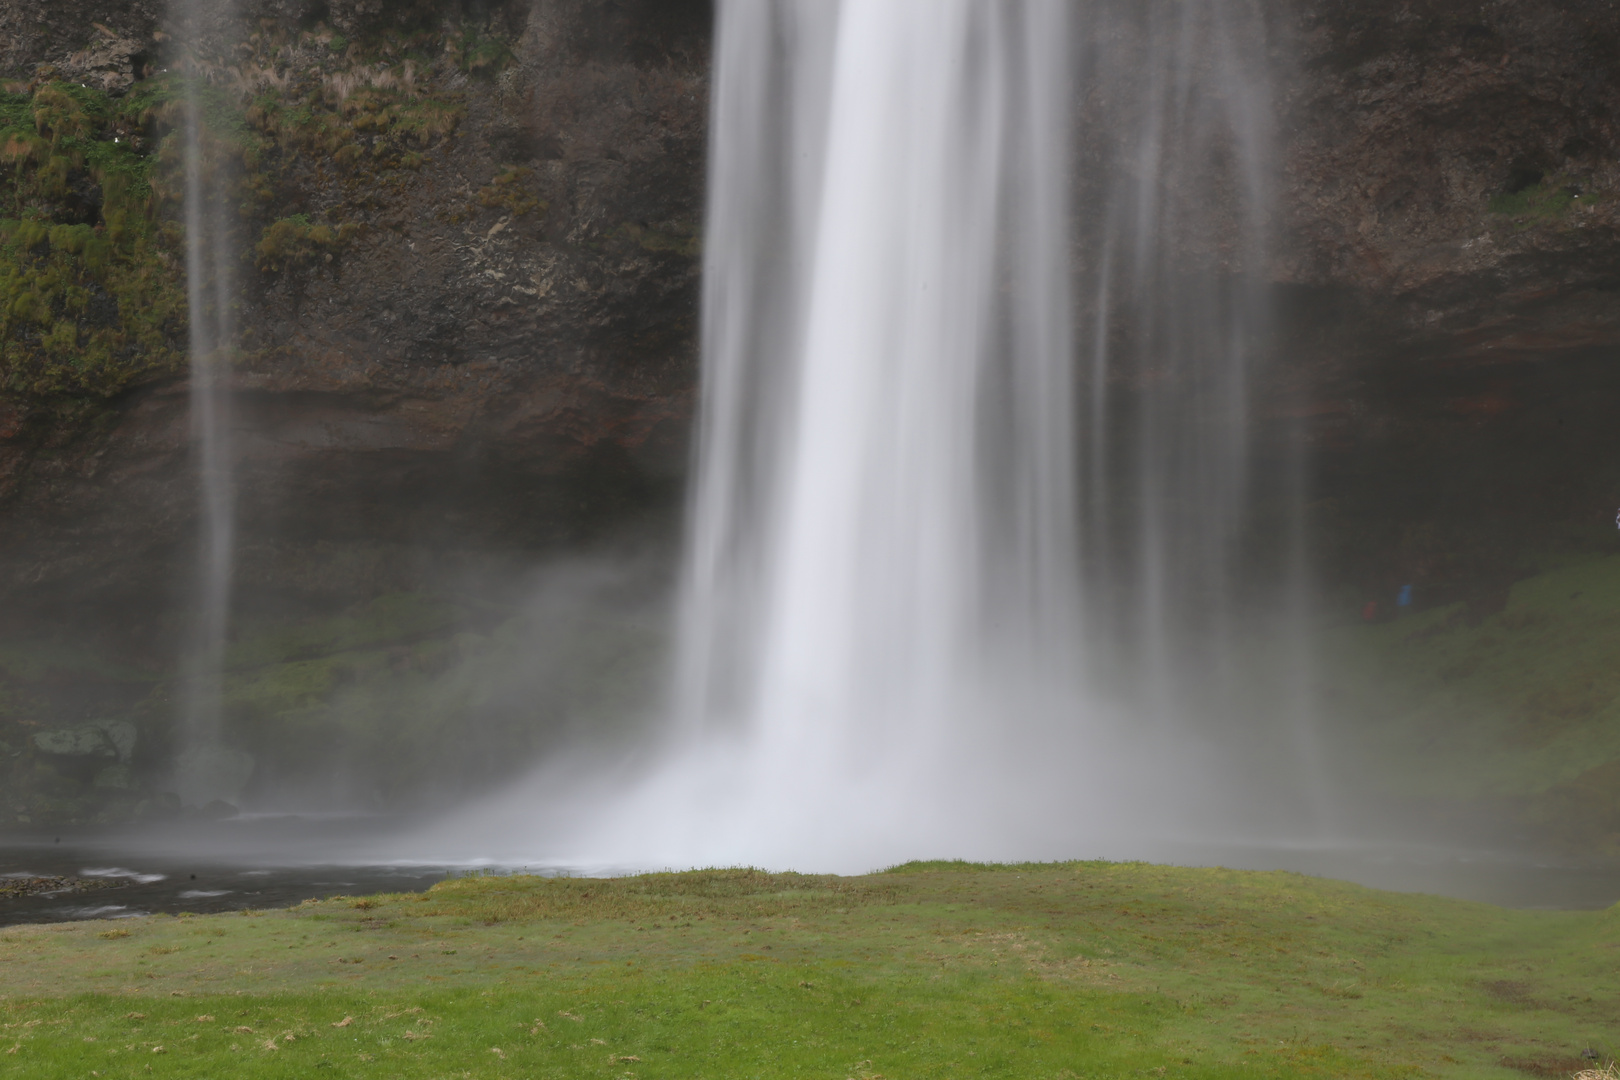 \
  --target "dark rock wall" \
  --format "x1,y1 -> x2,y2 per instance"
0,0 -> 162,82
1273,0 -> 1620,610
0,0 -> 708,623
9,0 -> 1614,623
